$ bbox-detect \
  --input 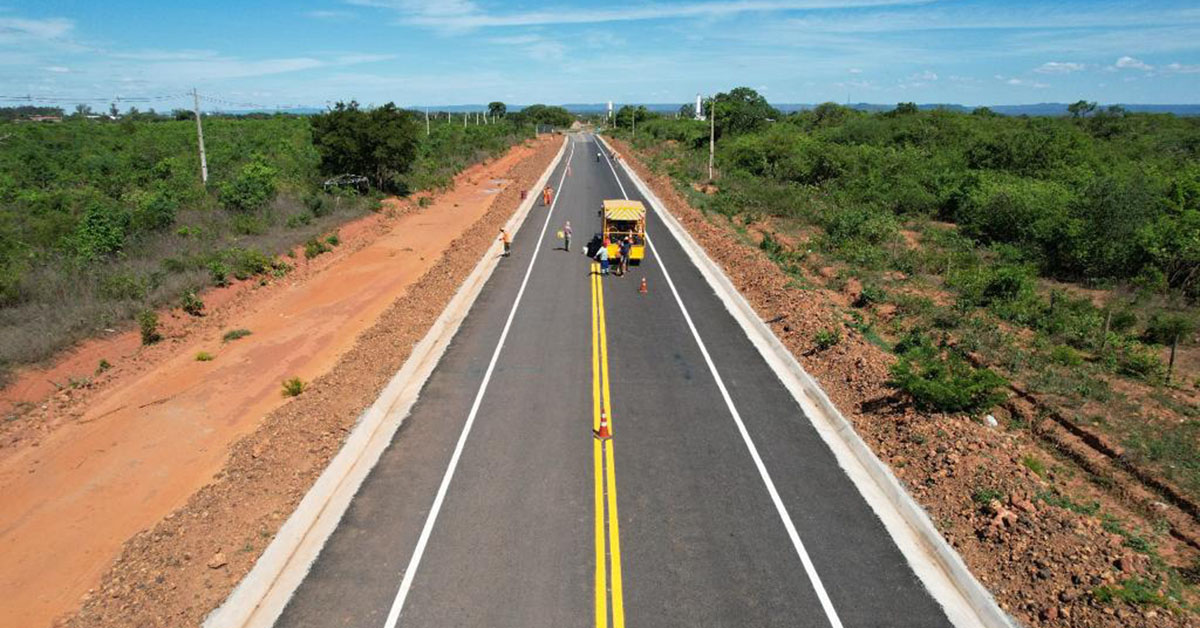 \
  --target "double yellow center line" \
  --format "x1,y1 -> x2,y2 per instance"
591,262 -> 625,628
